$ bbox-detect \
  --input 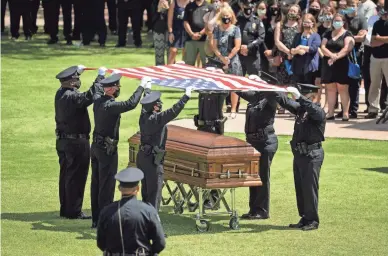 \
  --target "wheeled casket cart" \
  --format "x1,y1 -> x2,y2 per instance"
128,125 -> 261,232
